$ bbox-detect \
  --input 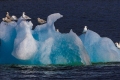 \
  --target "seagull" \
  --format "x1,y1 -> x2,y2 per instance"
6,12 -> 11,19
22,12 -> 31,20
2,17 -> 12,25
10,15 -> 17,21
2,17 -> 12,23
2,18 -> 6,22
56,29 -> 59,32
6,12 -> 17,21
115,42 -> 120,49
83,26 -> 88,33
37,18 -> 46,24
